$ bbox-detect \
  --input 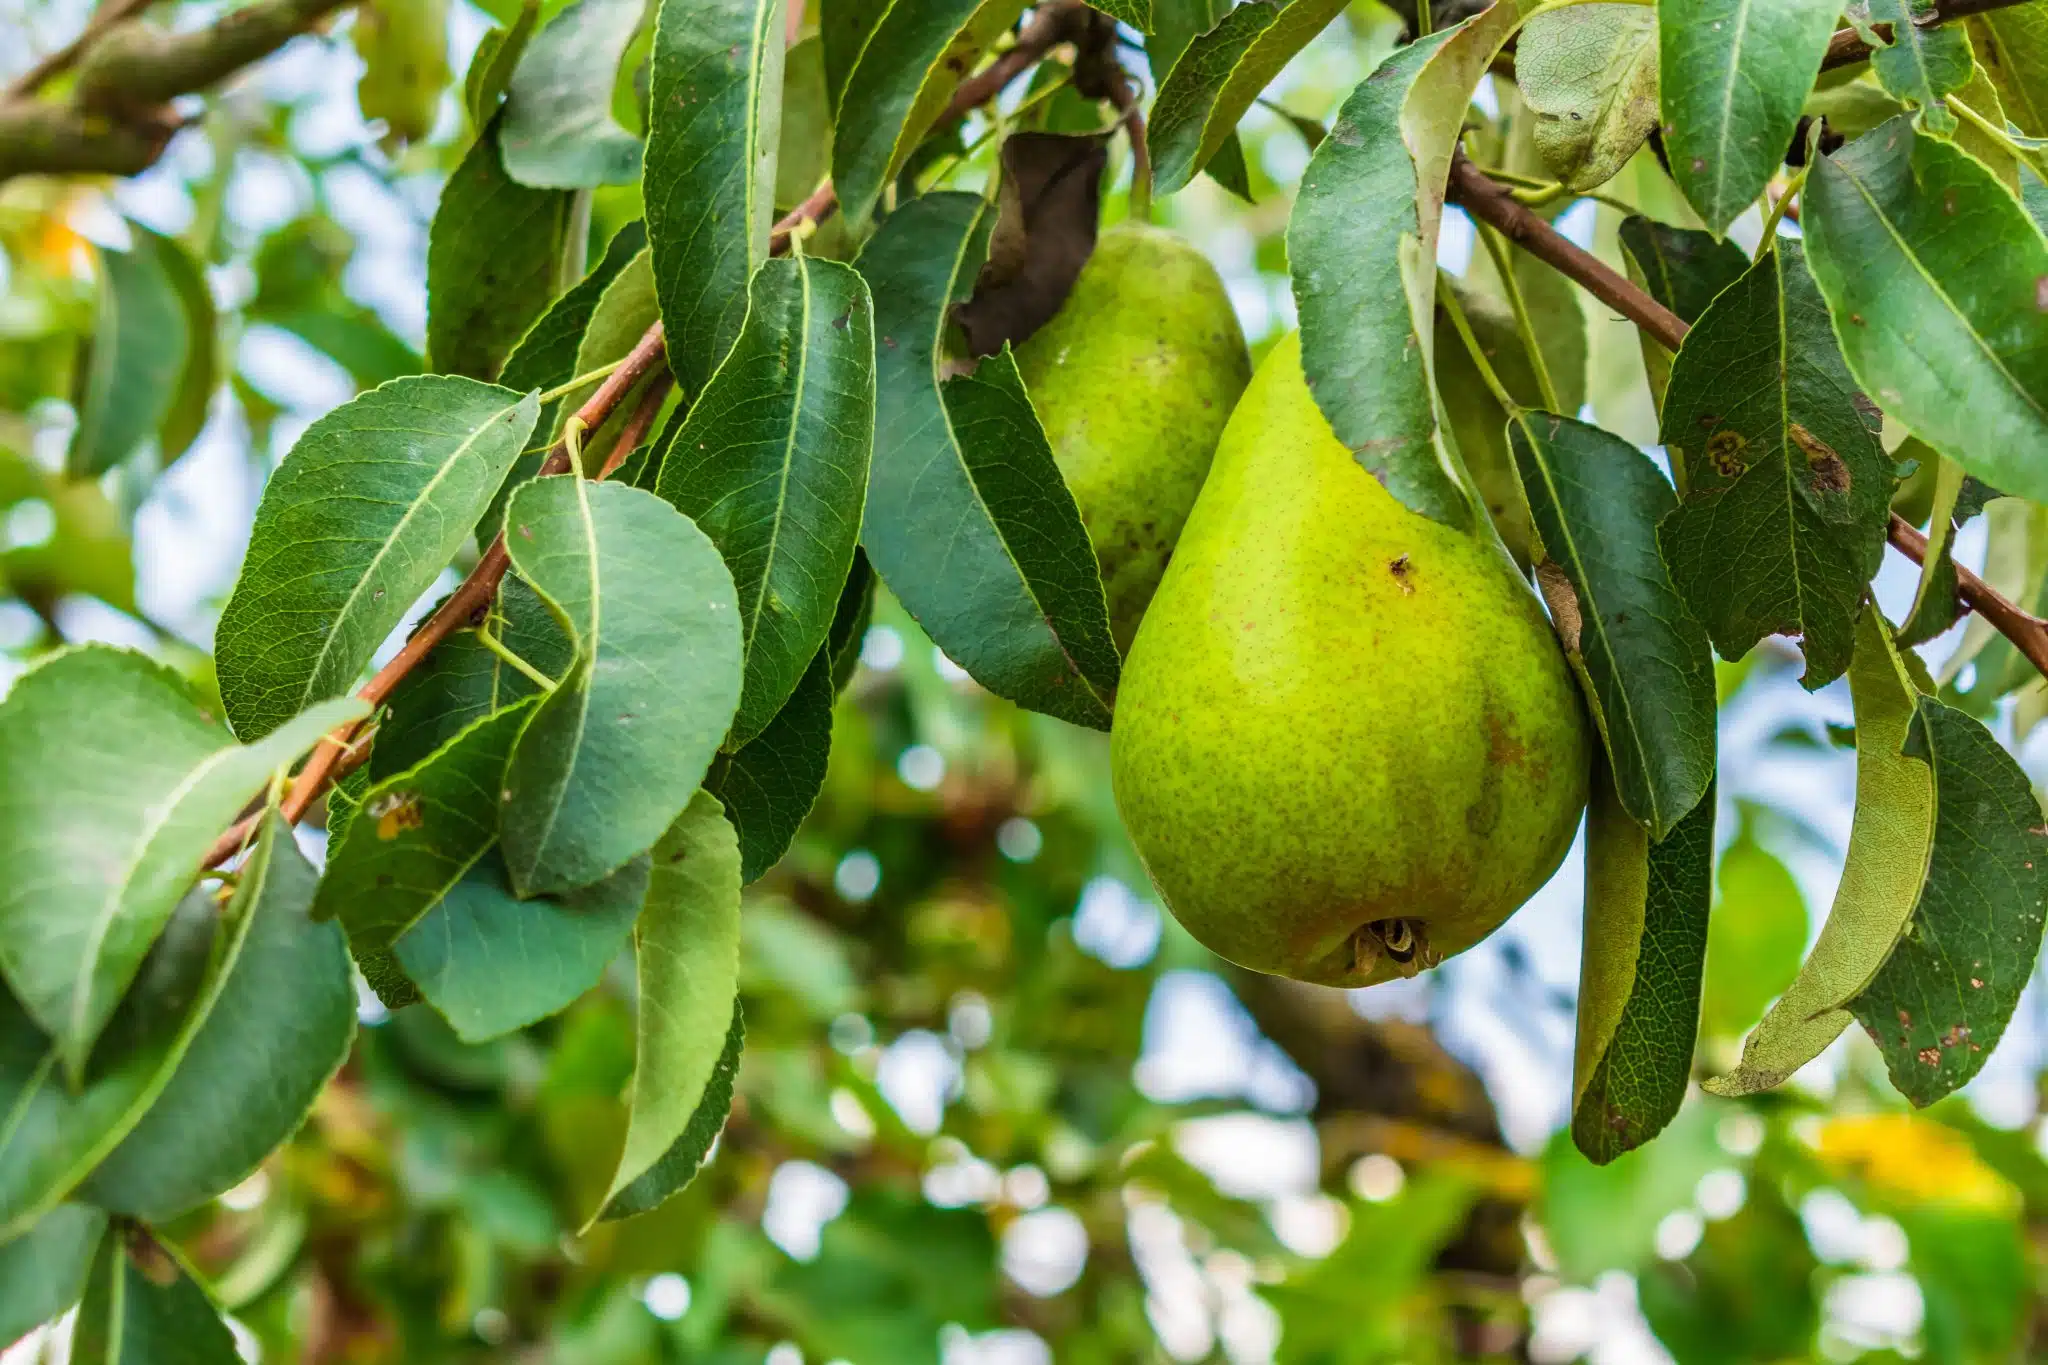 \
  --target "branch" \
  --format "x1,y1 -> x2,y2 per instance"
202,323 -> 673,867
0,0 -> 356,182
1822,0 -> 2035,70
765,0 -> 1093,245
3,0 -> 158,102
1444,152 -> 2048,685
